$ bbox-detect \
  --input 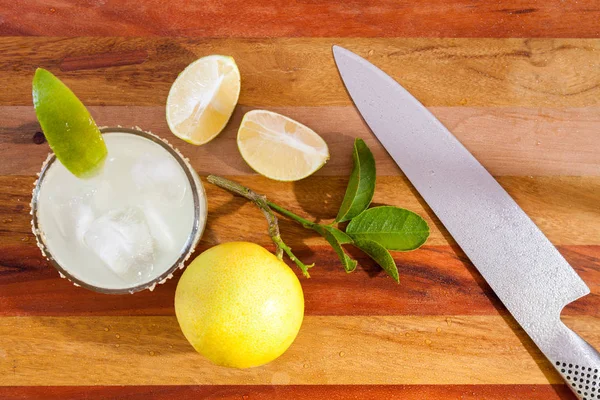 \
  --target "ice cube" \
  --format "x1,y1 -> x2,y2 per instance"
83,206 -> 155,282
131,153 -> 187,205
142,200 -> 175,253
50,194 -> 95,242
91,178 -> 131,215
